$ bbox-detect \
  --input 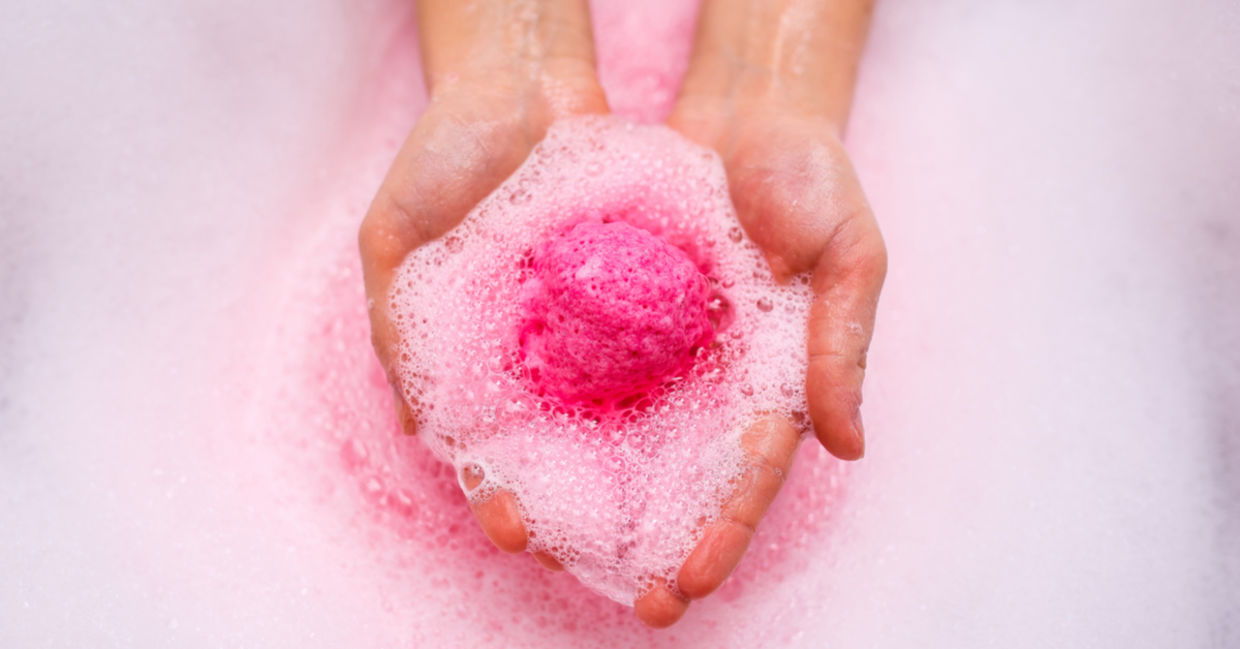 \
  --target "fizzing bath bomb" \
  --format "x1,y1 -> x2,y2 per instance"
520,221 -> 713,405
